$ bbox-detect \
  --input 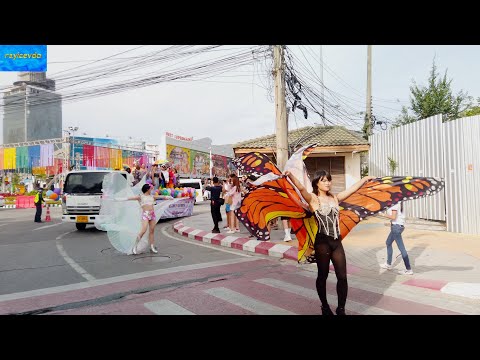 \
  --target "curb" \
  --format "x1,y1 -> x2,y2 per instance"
173,221 -> 298,262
